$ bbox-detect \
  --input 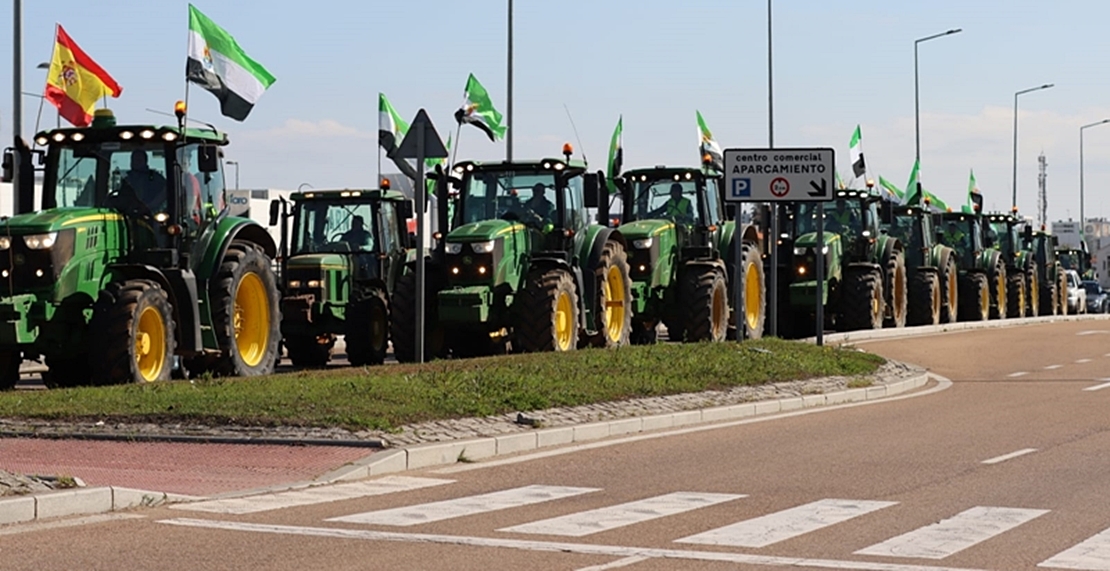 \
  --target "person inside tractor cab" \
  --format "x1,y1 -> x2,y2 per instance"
122,150 -> 168,214
826,200 -> 858,234
944,221 -> 969,251
518,183 -> 555,229
648,183 -> 695,225
340,215 -> 374,251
